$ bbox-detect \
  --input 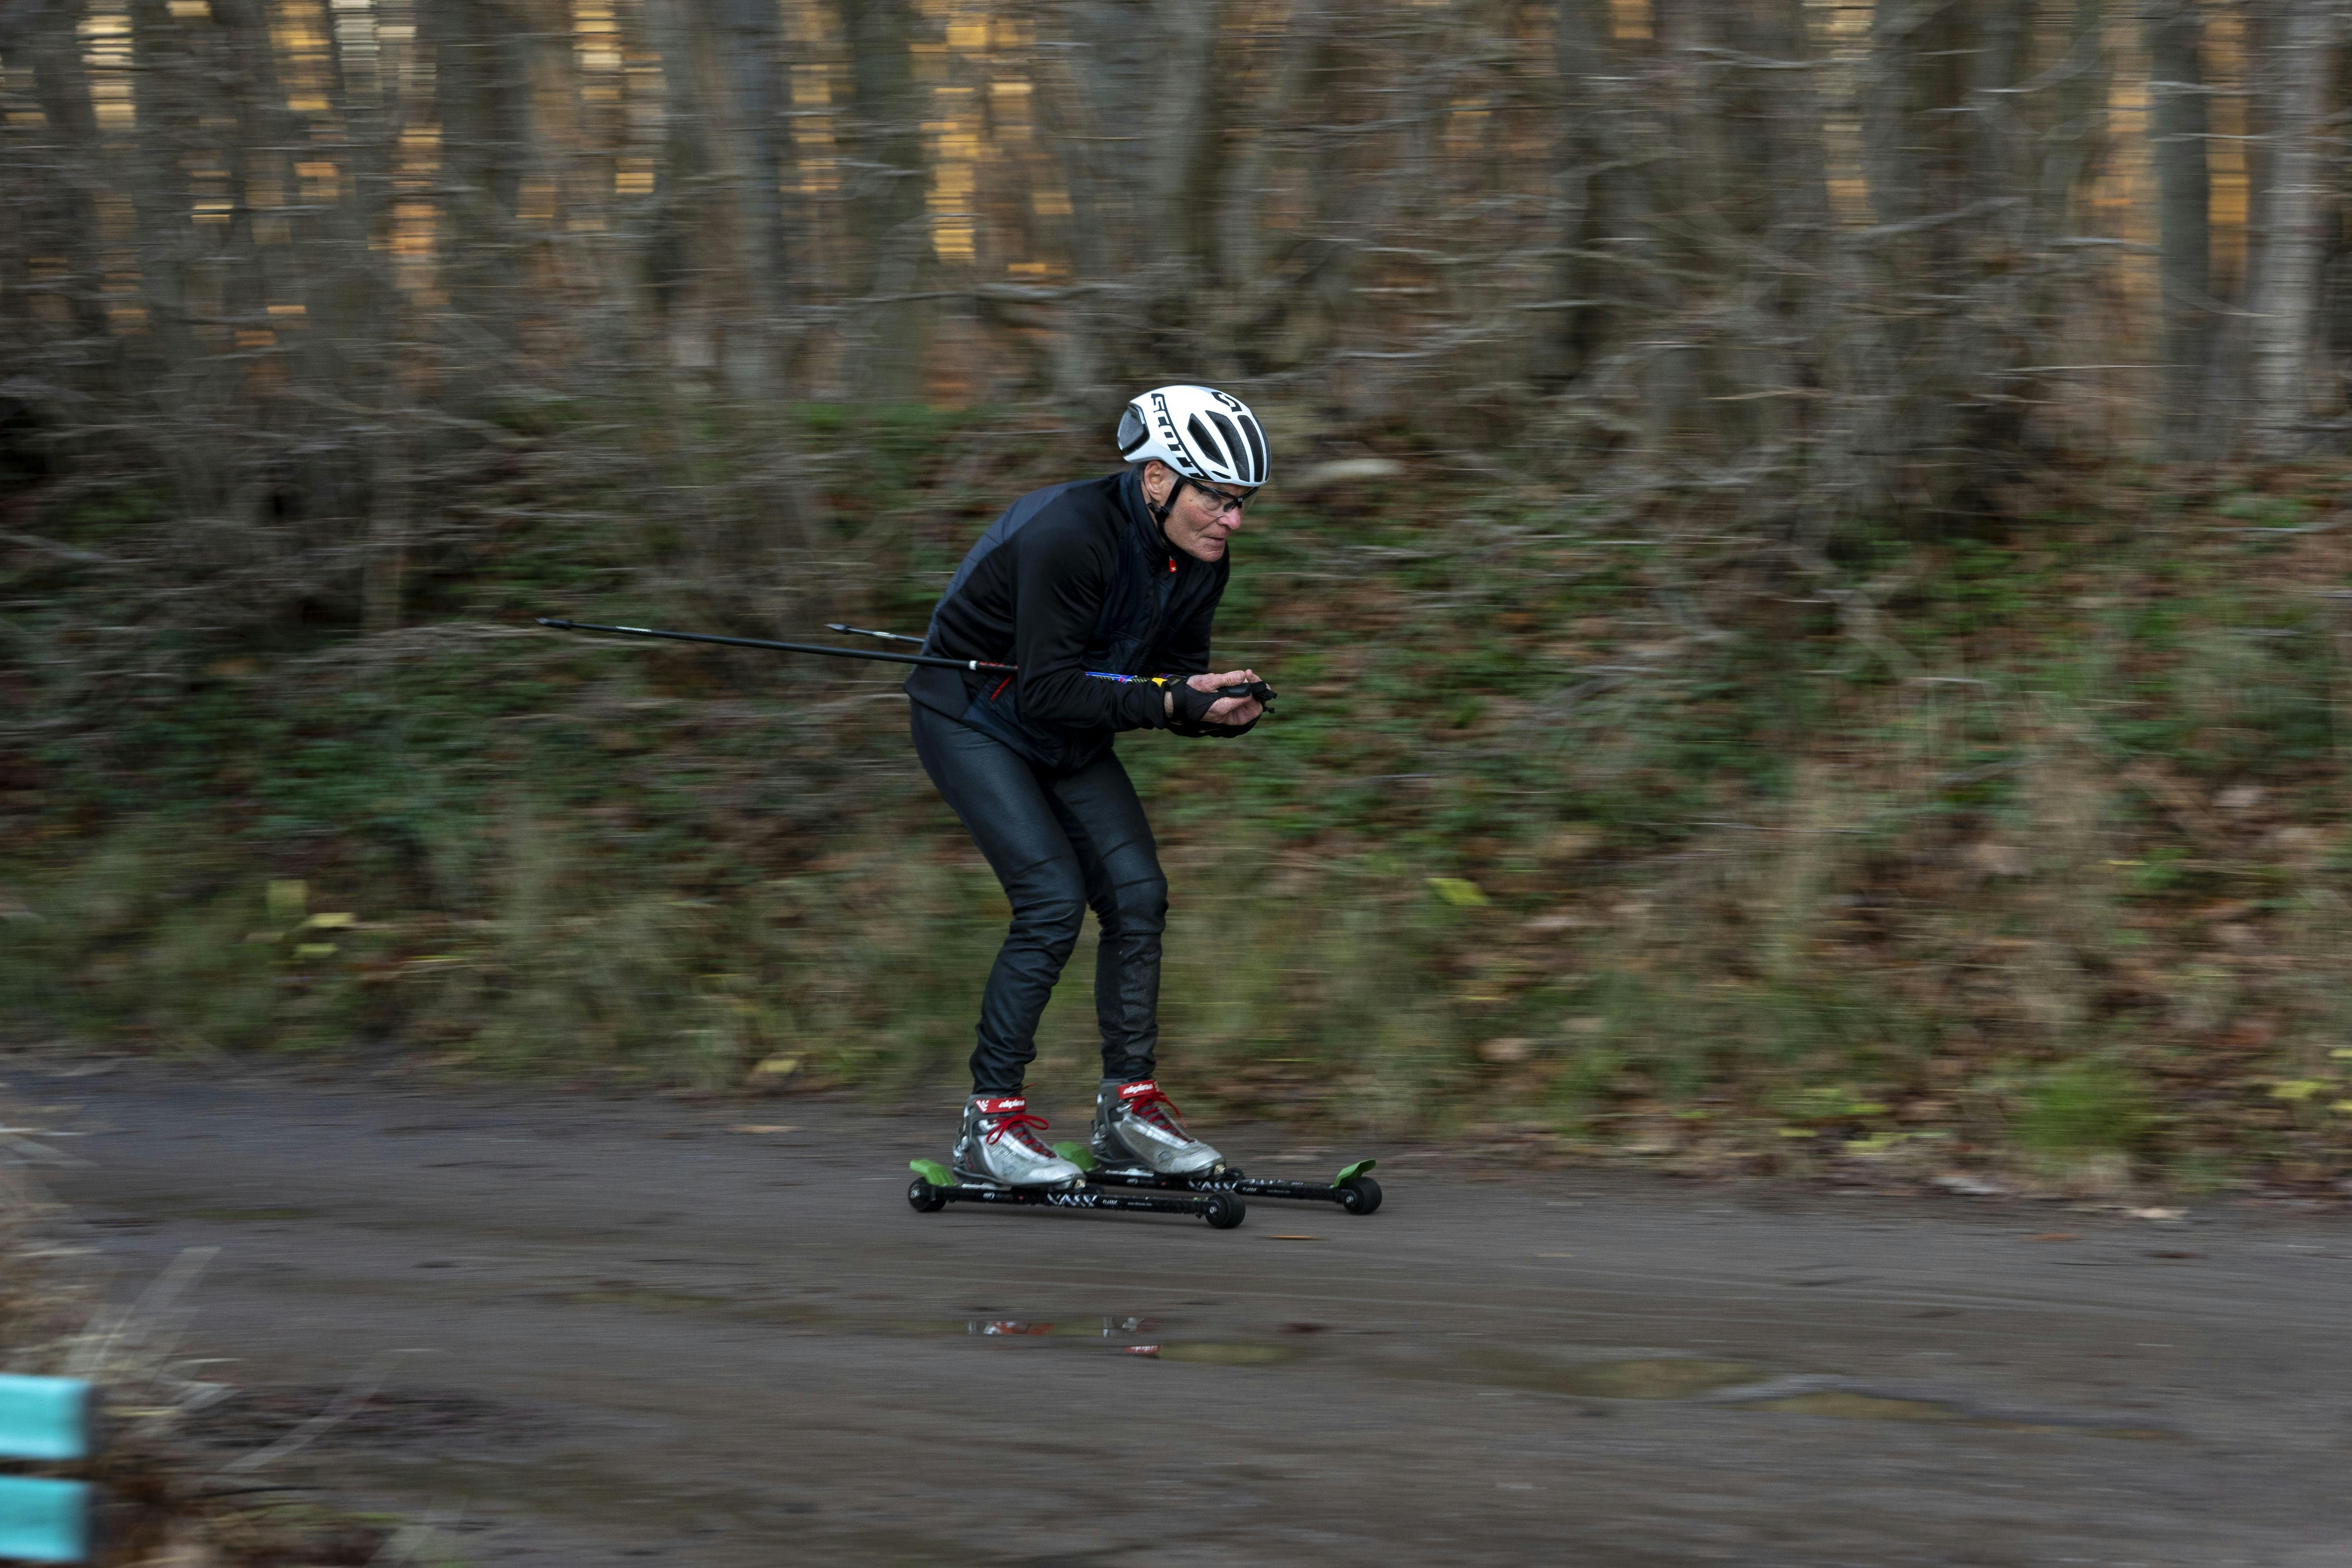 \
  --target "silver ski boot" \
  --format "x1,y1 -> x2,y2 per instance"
951,1095 -> 1086,1189
1090,1079 -> 1223,1177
